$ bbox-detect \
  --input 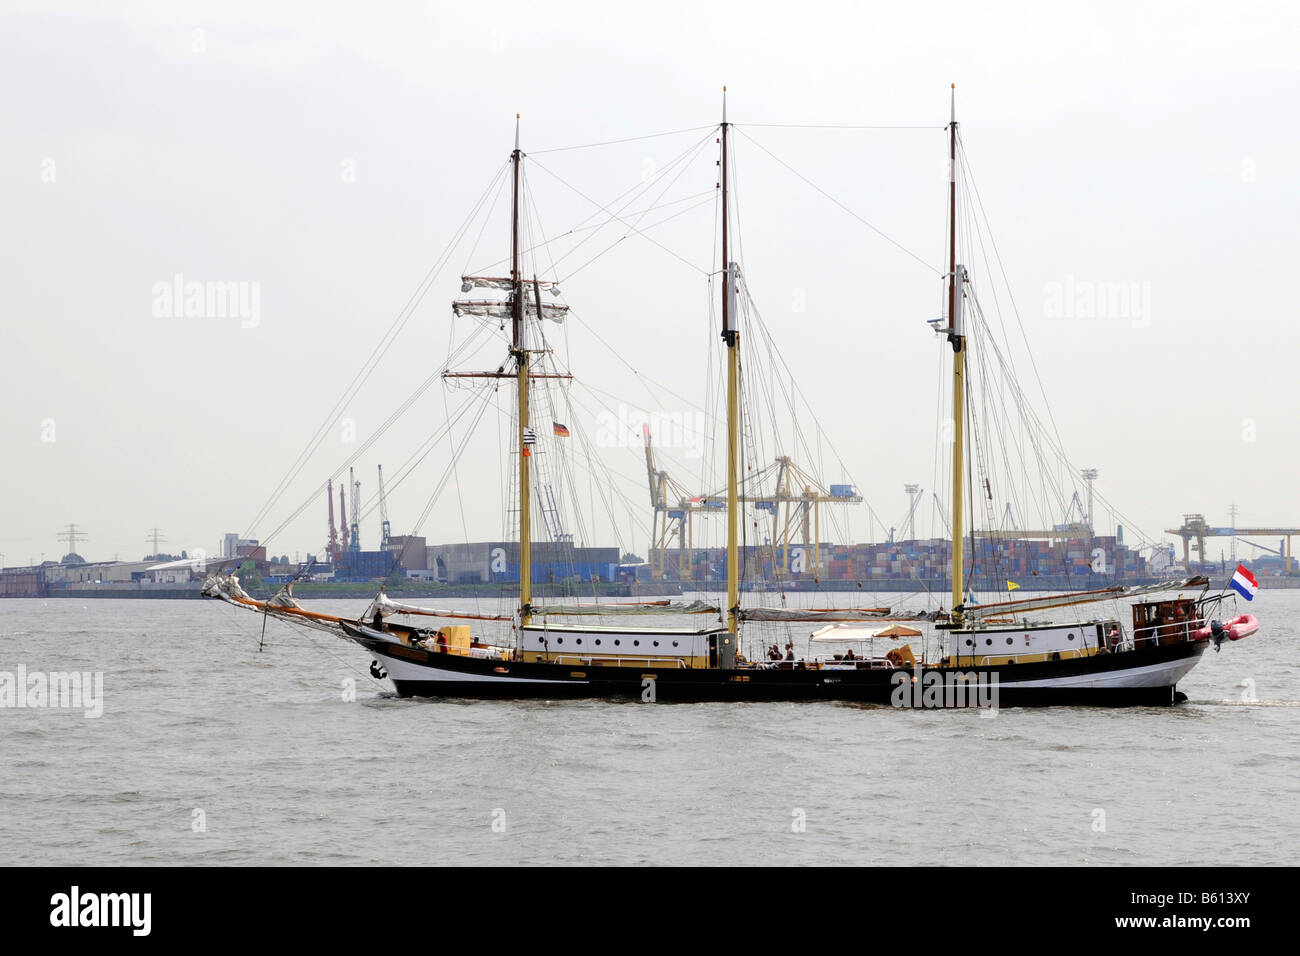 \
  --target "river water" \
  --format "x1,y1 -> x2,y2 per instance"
1,590 -> 1295,865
